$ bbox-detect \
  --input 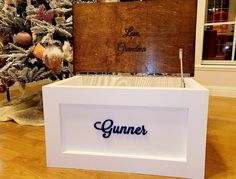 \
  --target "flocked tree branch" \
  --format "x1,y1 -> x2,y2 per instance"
0,0 -> 74,91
